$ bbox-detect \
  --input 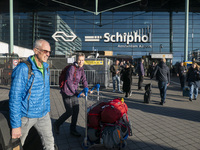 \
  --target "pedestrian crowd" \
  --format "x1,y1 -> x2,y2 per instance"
110,57 -> 199,105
